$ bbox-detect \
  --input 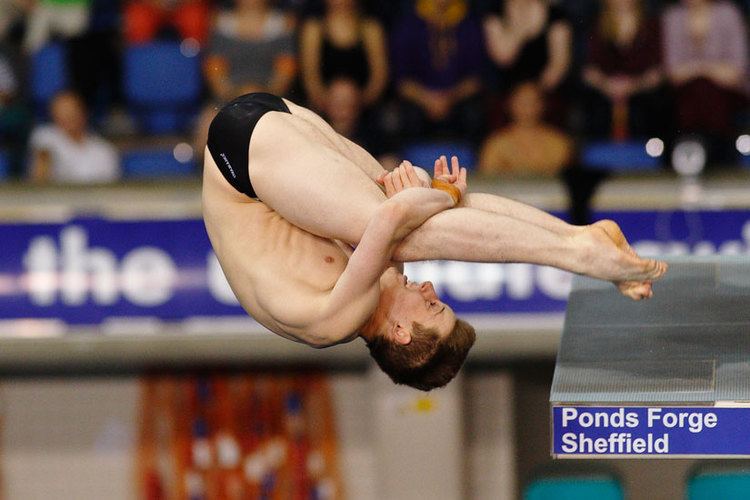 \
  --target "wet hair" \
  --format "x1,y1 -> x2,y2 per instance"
366,318 -> 476,391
